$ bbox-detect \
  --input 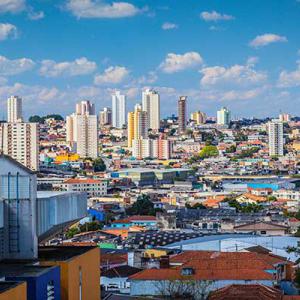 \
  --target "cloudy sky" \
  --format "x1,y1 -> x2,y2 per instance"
0,0 -> 300,119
